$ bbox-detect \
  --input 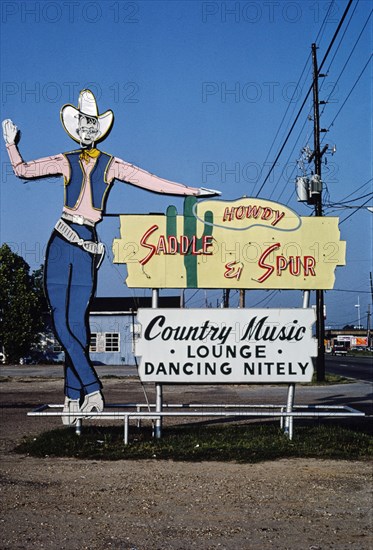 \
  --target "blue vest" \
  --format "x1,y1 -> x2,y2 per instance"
63,151 -> 113,212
